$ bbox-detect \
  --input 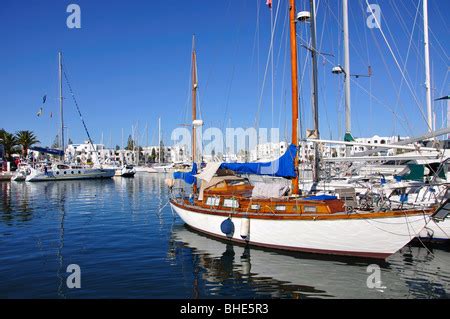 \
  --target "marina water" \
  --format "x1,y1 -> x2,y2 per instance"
0,174 -> 449,298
